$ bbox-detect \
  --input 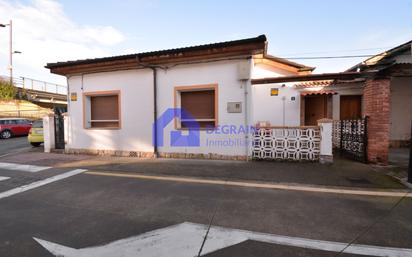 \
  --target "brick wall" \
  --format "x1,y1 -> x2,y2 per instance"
363,79 -> 391,164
